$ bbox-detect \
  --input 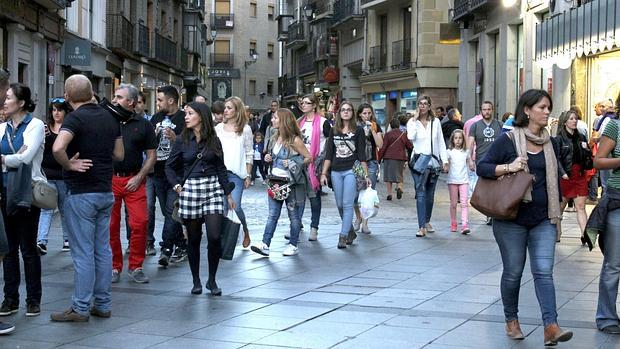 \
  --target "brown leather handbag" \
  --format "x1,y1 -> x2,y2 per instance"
470,170 -> 534,220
